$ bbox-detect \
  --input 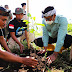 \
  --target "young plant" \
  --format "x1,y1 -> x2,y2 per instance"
44,52 -> 51,72
23,13 -> 45,57
23,13 -> 45,34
